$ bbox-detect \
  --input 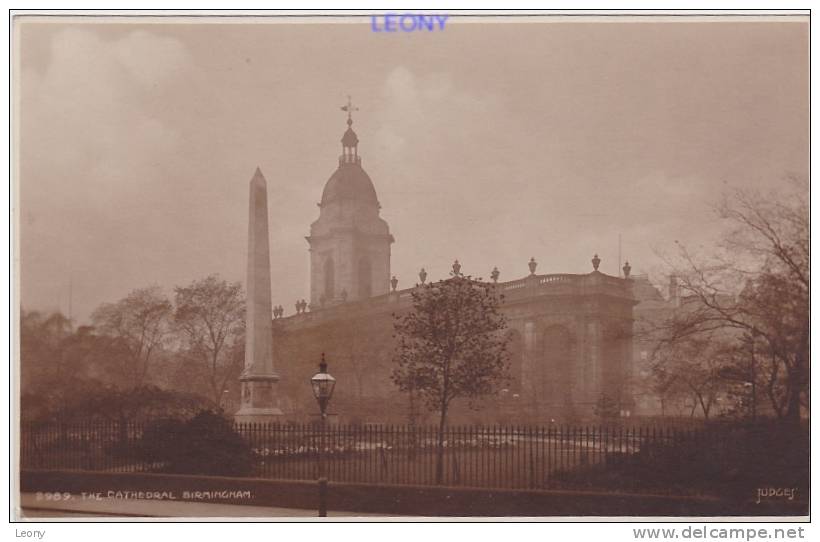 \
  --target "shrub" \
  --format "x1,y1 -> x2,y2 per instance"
137,410 -> 254,476
551,420 -> 808,501
594,394 -> 621,421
